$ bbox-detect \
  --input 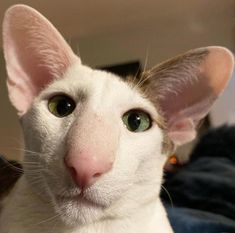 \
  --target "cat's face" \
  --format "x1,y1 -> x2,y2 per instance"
22,64 -> 165,225
2,4 -> 234,227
